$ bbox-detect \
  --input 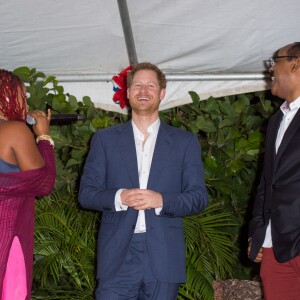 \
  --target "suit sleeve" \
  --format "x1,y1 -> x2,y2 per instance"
78,132 -> 118,212
247,114 -> 276,260
160,134 -> 208,217
248,168 -> 266,238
